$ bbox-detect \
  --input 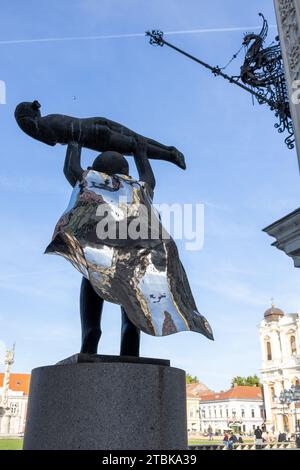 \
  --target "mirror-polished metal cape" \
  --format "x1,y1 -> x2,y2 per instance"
45,170 -> 213,339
